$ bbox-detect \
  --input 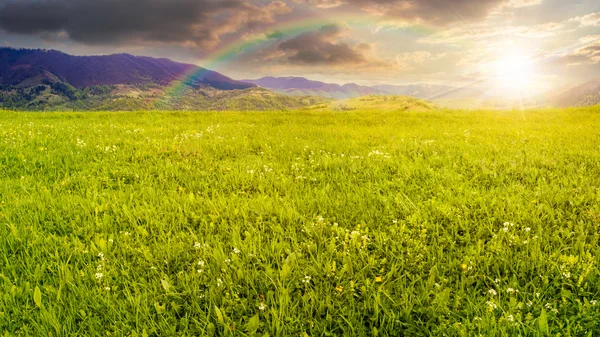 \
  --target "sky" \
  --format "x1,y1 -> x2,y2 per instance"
0,0 -> 599,95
